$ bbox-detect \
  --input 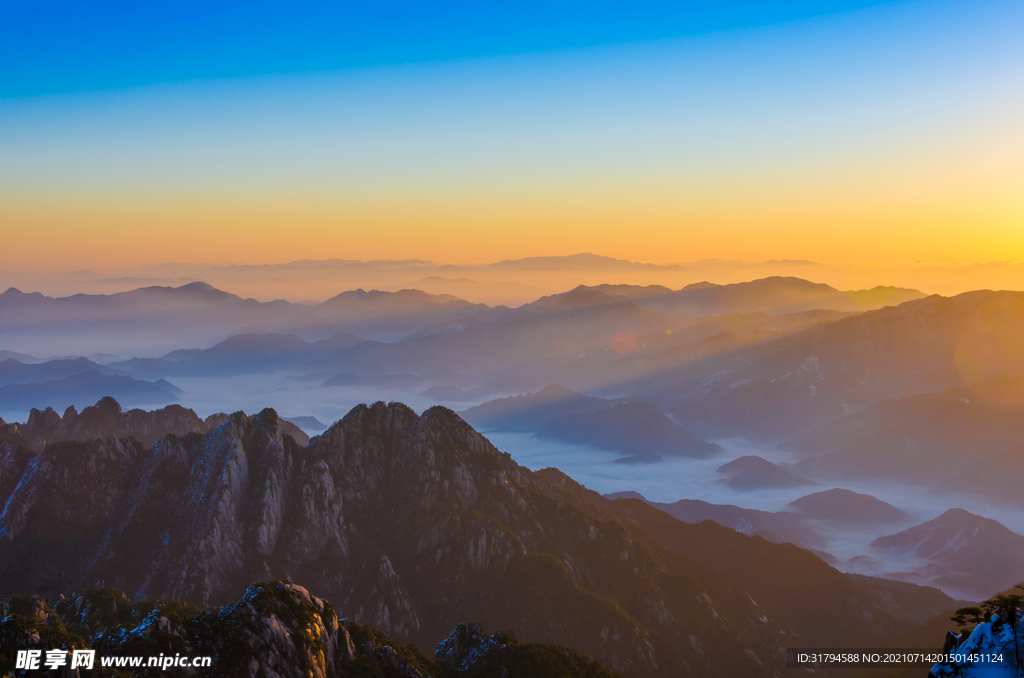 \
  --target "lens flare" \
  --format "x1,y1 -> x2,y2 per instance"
612,331 -> 637,355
